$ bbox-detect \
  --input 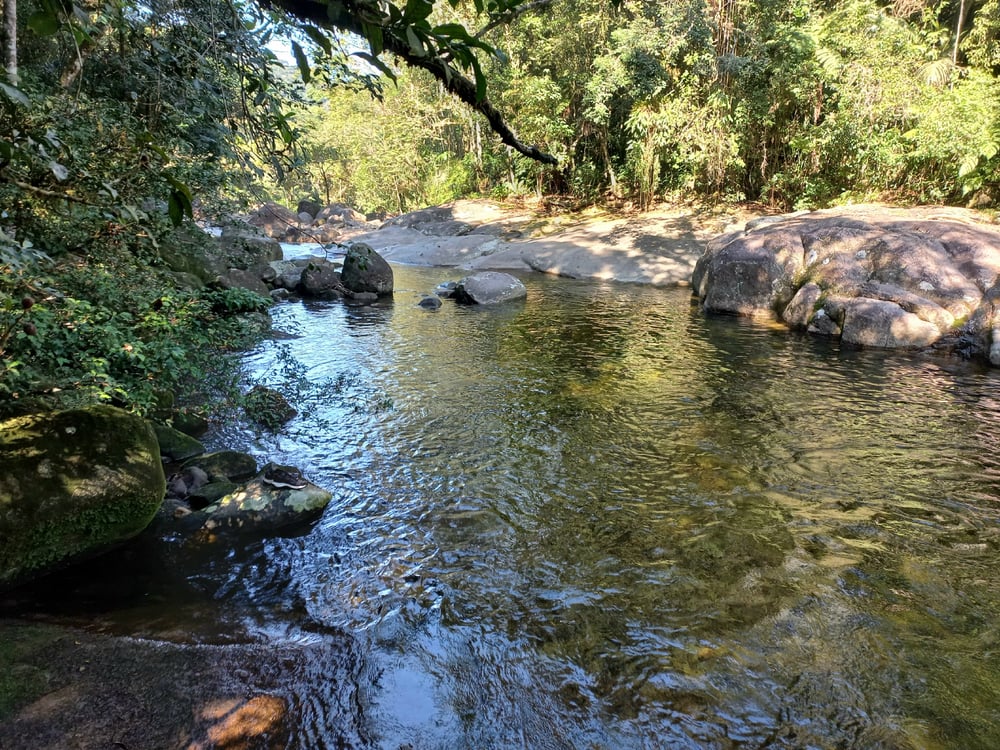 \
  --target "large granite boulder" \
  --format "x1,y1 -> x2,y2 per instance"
216,223 -> 283,272
246,202 -> 300,239
158,220 -> 282,293
453,271 -> 528,305
694,206 -> 1000,362
0,406 -> 166,589
300,258 -> 344,297
340,243 -> 393,296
